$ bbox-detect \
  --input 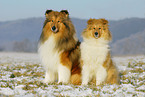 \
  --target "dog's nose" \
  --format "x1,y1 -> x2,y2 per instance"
52,26 -> 56,31
94,32 -> 99,38
51,26 -> 58,33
